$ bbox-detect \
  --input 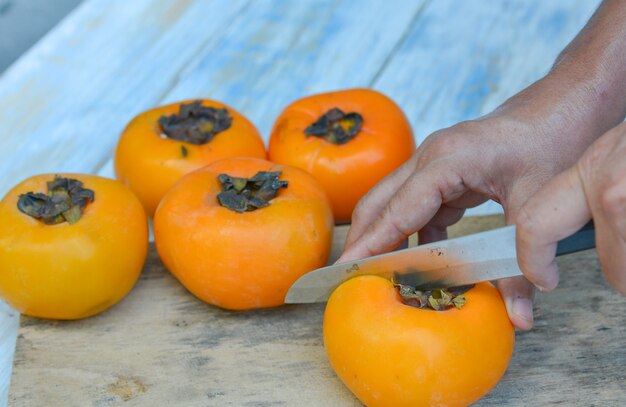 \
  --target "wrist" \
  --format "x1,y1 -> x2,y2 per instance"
482,70 -> 615,175
496,73 -> 608,142
488,0 -> 626,164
